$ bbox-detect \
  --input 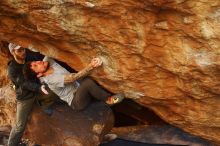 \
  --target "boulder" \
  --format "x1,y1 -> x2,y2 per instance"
25,102 -> 114,146
0,0 -> 220,144
111,125 -> 214,146
0,86 -> 114,146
